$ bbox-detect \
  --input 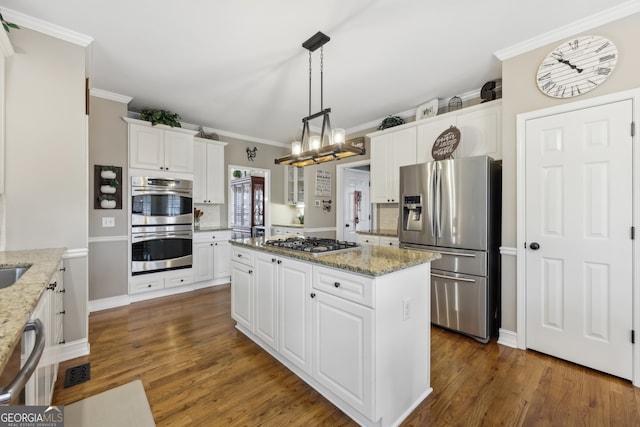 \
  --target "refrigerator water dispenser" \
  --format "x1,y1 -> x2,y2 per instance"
402,195 -> 423,231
